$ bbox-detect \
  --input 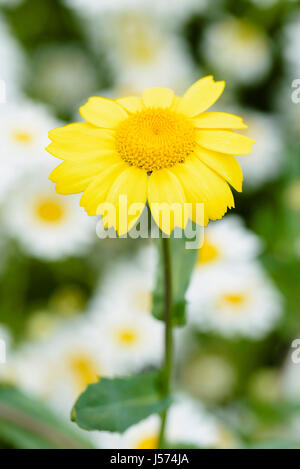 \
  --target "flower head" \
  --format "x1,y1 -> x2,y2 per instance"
46,76 -> 255,235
